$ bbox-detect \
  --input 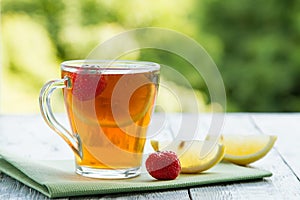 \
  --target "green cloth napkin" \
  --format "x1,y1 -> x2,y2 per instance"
0,152 -> 272,198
